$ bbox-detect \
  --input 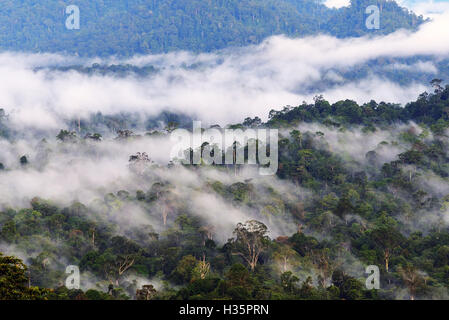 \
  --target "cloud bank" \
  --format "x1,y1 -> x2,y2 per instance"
0,9 -> 448,130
